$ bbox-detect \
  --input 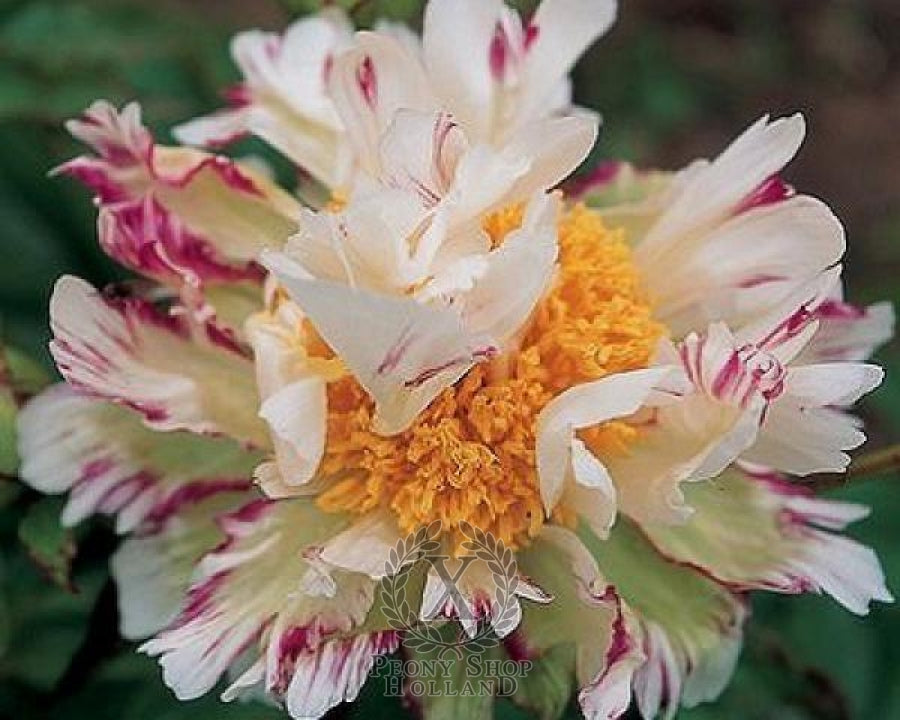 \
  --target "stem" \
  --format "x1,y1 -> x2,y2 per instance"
801,444 -> 900,492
